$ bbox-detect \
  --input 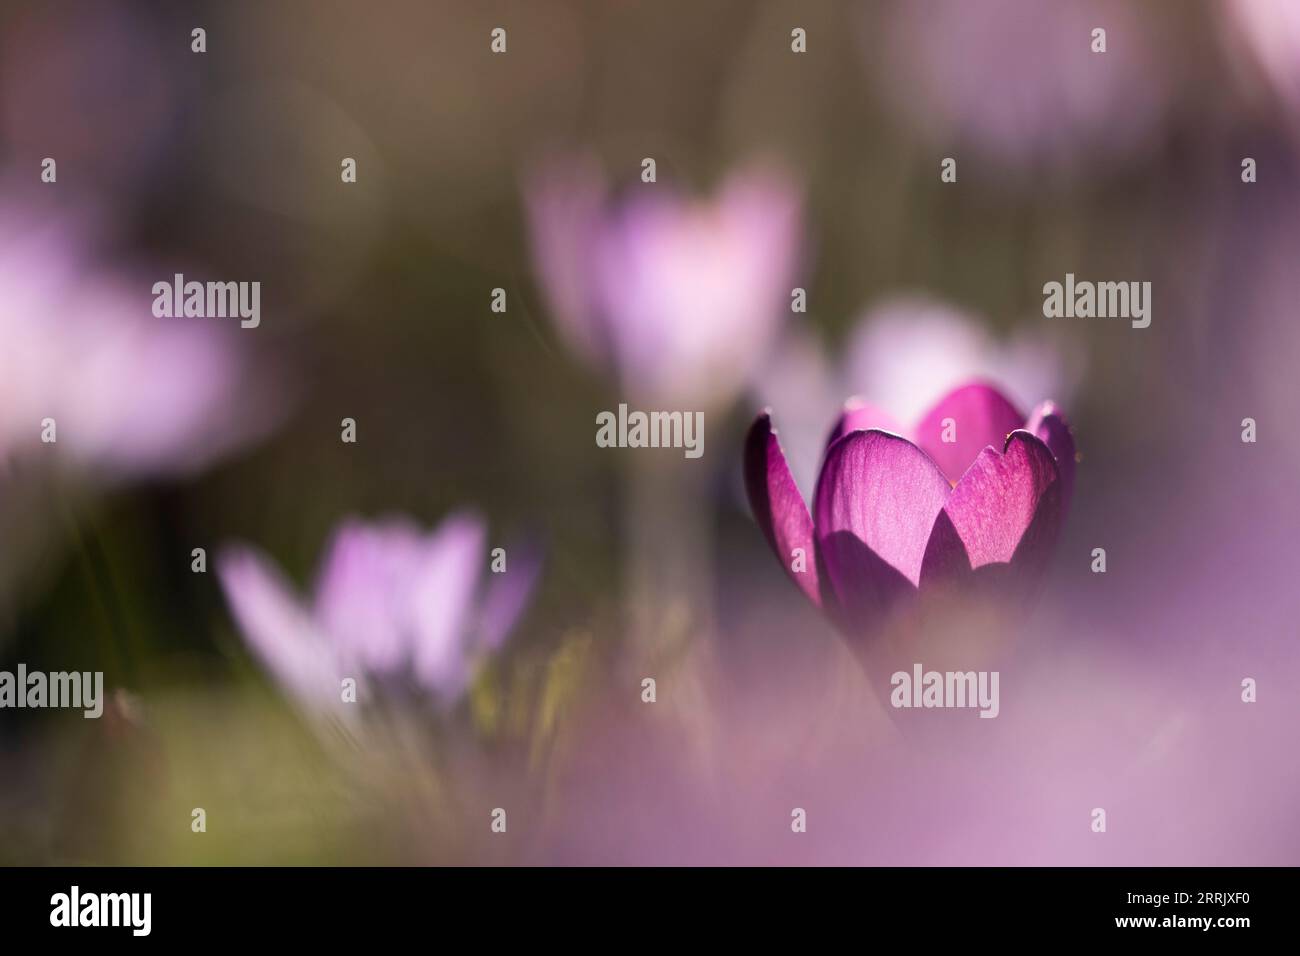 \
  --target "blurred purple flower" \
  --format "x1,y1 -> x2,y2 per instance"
744,383 -> 1074,651
867,0 -> 1171,172
524,155 -> 802,408
0,200 -> 275,480
218,512 -> 541,716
